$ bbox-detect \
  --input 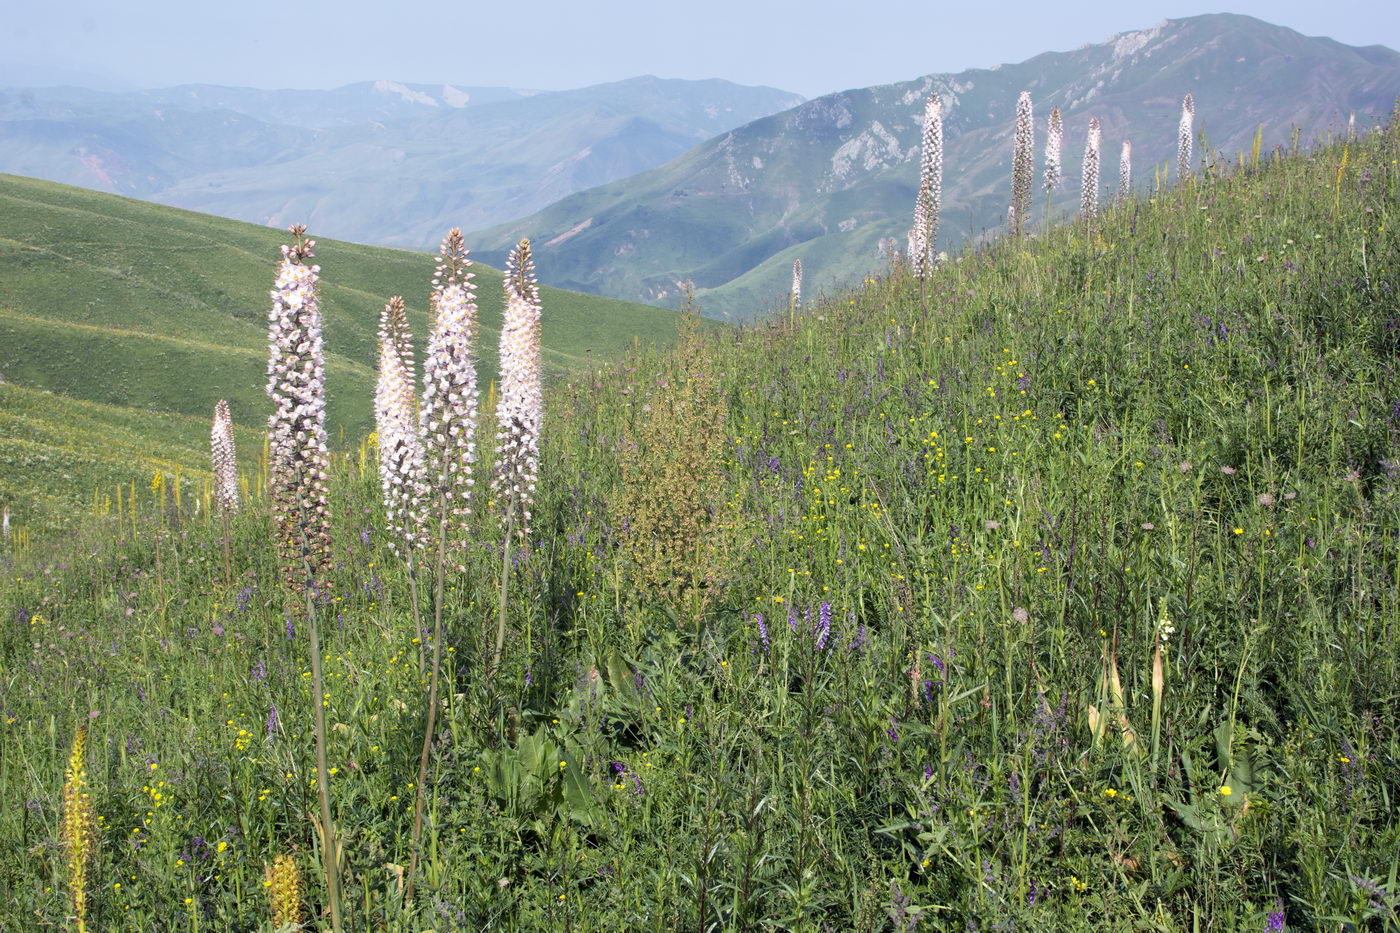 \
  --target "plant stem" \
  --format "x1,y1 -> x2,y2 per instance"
493,509 -> 515,680
220,509 -> 232,589
405,494 -> 449,909
304,575 -> 343,933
